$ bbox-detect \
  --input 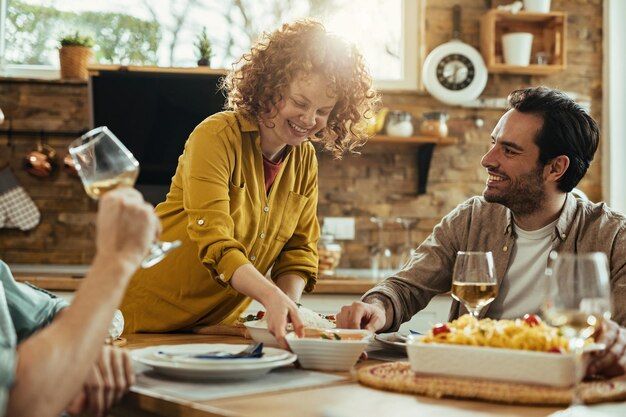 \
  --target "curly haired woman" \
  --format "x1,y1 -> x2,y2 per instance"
120,20 -> 379,348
